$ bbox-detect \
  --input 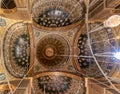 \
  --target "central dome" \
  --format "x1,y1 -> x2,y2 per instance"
32,0 -> 85,27
36,34 -> 70,68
